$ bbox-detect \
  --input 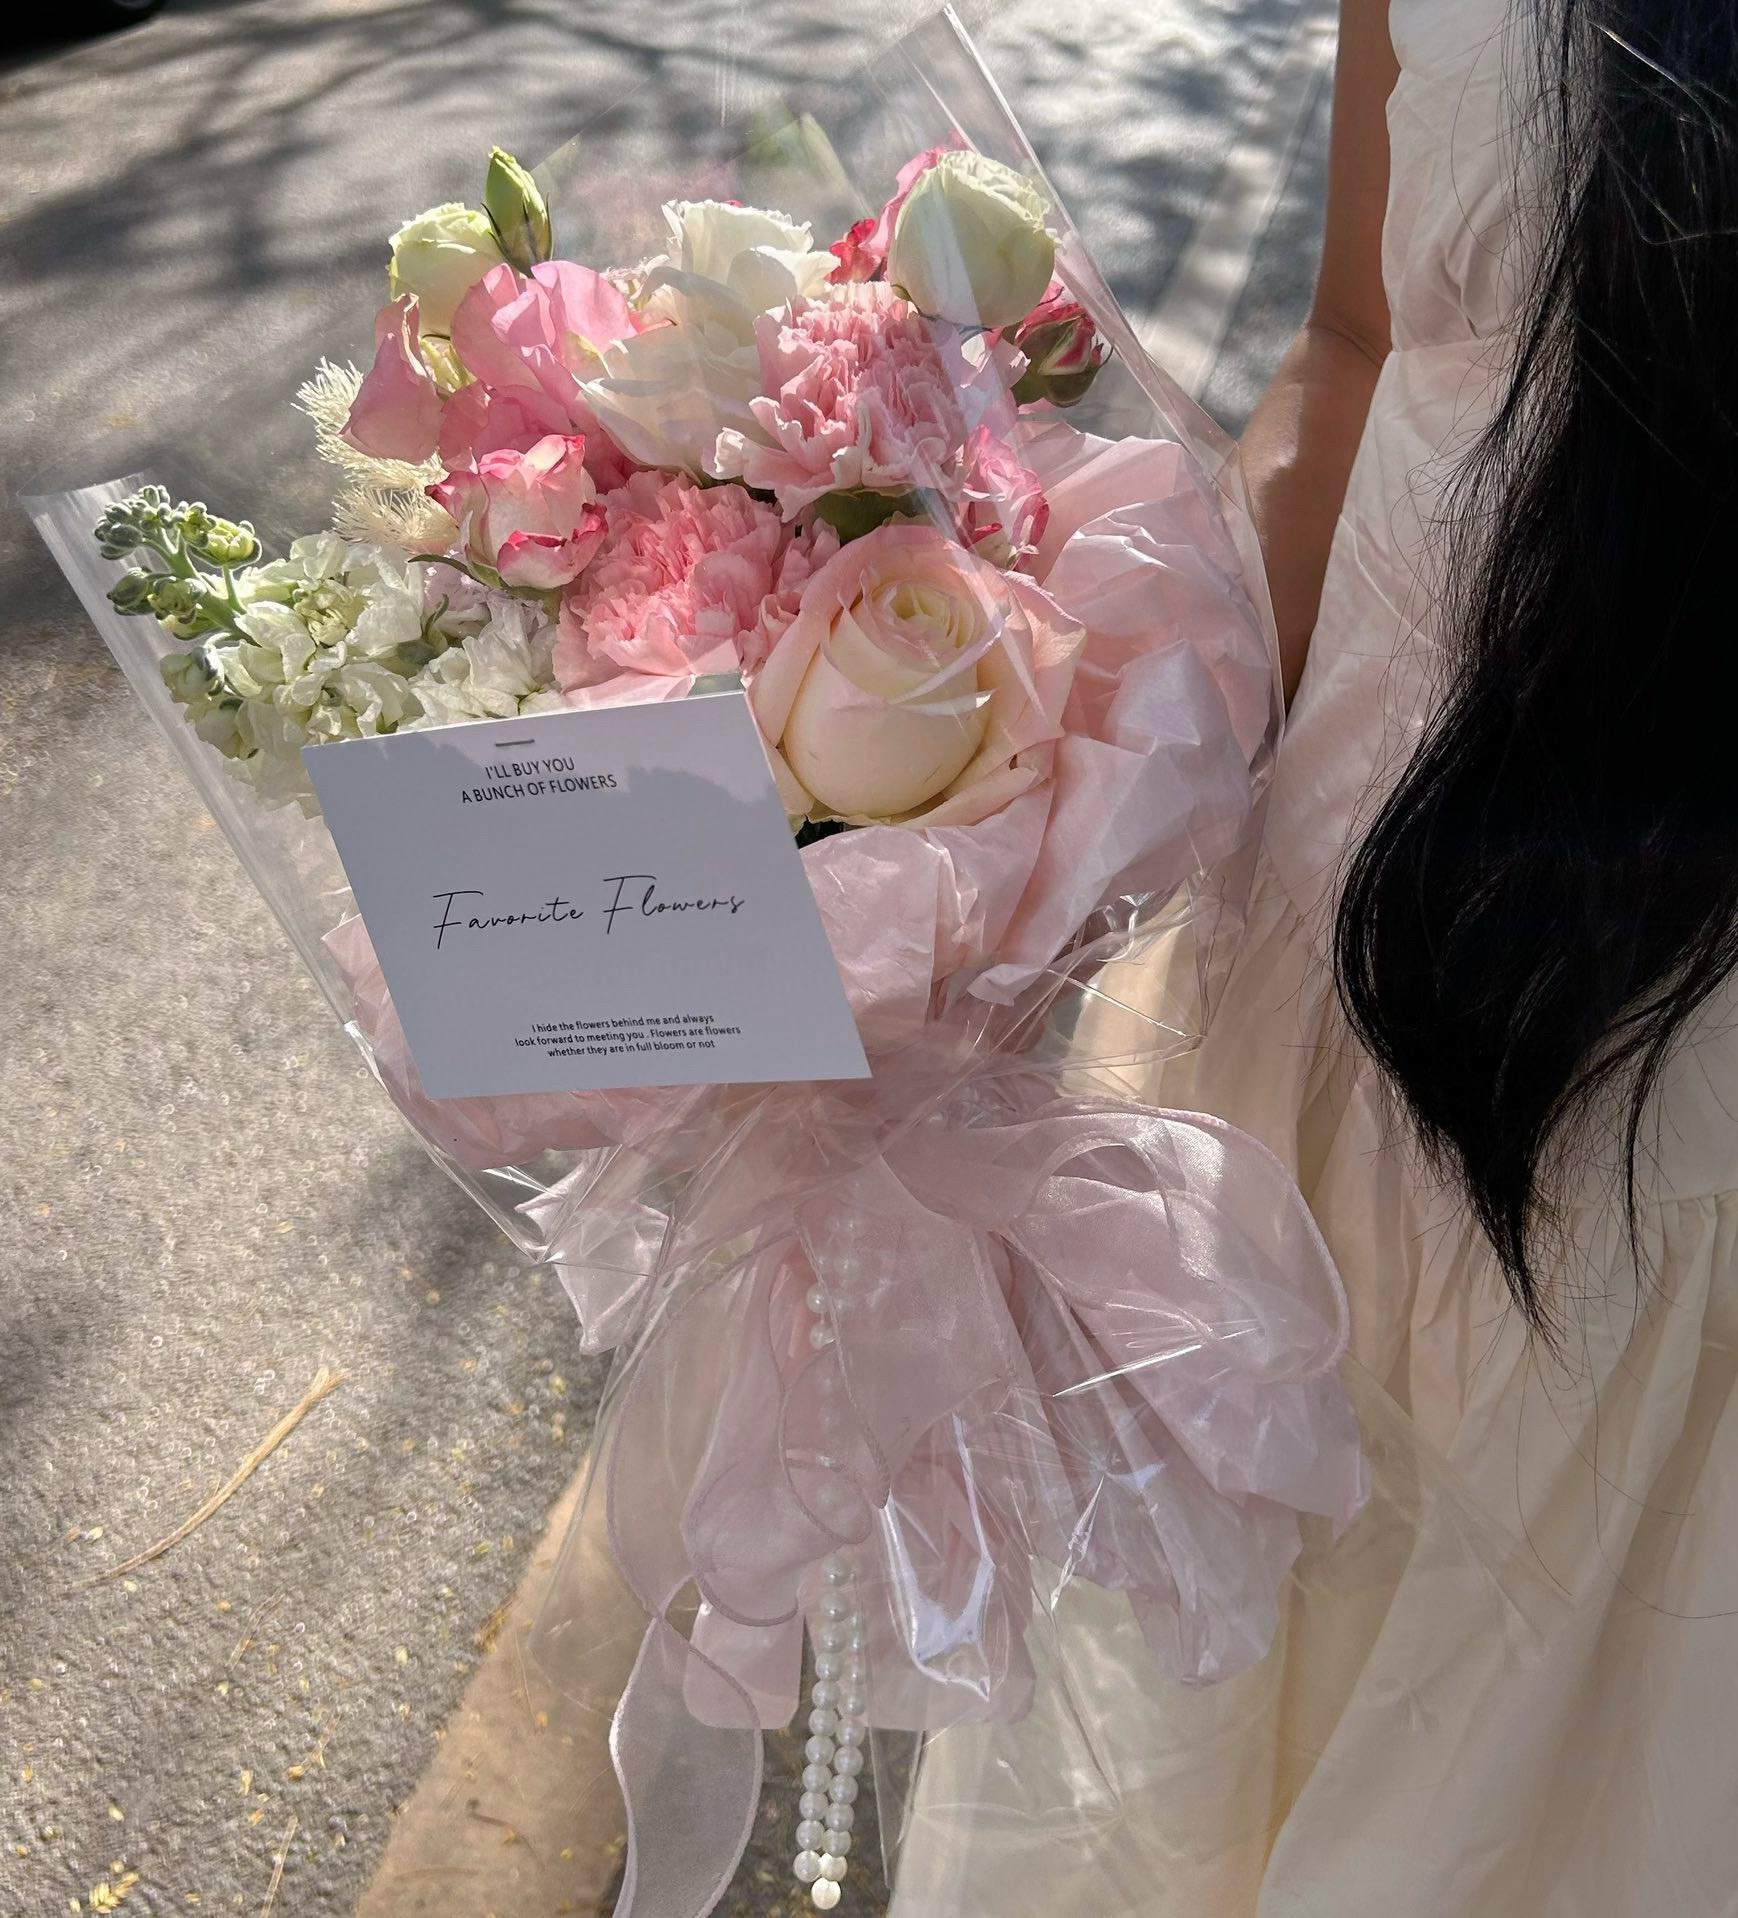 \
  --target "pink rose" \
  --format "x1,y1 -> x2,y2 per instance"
343,295 -> 445,462
959,427 -> 1049,568
826,143 -> 958,284
715,283 -> 968,519
553,471 -> 839,686
343,261 -> 647,487
441,261 -> 645,487
427,434 -> 606,591
750,521 -> 1082,826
